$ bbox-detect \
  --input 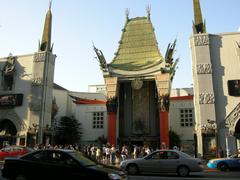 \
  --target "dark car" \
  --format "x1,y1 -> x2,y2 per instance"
0,145 -> 33,161
1,149 -> 127,180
